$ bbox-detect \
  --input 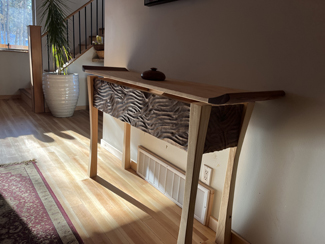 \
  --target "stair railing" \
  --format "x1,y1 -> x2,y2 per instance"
28,0 -> 104,113
41,0 -> 104,72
